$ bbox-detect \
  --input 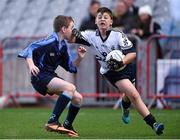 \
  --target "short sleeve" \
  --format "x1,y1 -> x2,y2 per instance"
118,32 -> 135,54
